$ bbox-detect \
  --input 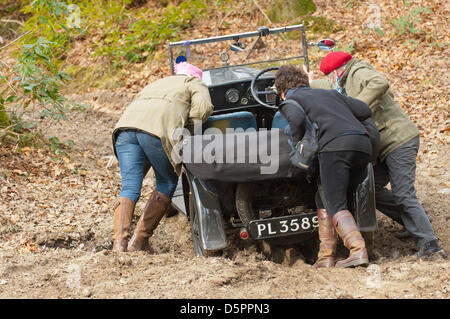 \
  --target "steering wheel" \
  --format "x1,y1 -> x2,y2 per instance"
250,66 -> 279,110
